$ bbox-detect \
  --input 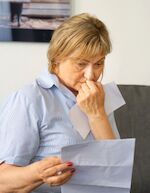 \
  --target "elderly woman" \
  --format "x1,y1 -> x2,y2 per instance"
0,13 -> 118,193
